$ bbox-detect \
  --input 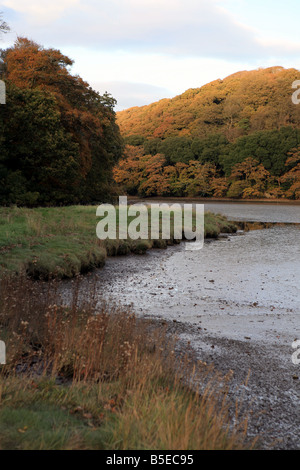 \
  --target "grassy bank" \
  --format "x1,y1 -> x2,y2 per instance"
0,275 -> 250,450
0,205 -> 237,280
